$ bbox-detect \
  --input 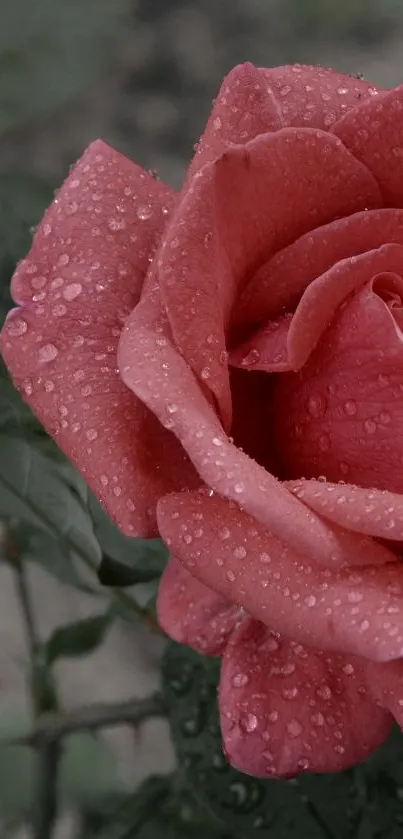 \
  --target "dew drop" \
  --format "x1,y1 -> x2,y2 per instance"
213,116 -> 222,130
212,436 -> 224,447
318,433 -> 331,452
136,205 -> 152,221
63,283 -> 82,301
364,418 -> 376,434
58,253 -> 70,267
233,546 -> 247,559
234,482 -> 245,494
307,393 -> 327,418
201,366 -> 211,380
240,712 -> 258,733
100,474 -> 109,487
287,719 -> 302,738
344,399 -> 357,416
342,663 -> 354,676
7,317 -> 28,337
86,428 -> 98,441
44,380 -> 55,392
311,712 -> 325,726
304,594 -> 317,608
259,552 -> 271,564
219,527 -> 230,540
226,570 -> 236,582
241,348 -> 260,366
232,673 -> 249,688
167,403 -> 178,414
38,343 -> 58,363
